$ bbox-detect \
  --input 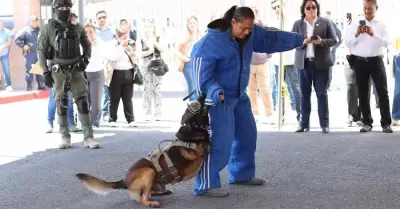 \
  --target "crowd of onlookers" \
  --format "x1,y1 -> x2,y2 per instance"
1,0 -> 400,135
